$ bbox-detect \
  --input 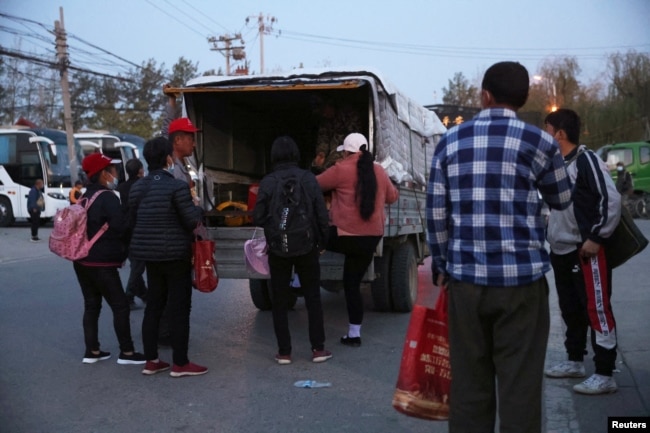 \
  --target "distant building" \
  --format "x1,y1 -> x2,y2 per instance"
425,104 -> 542,128
425,104 -> 480,128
